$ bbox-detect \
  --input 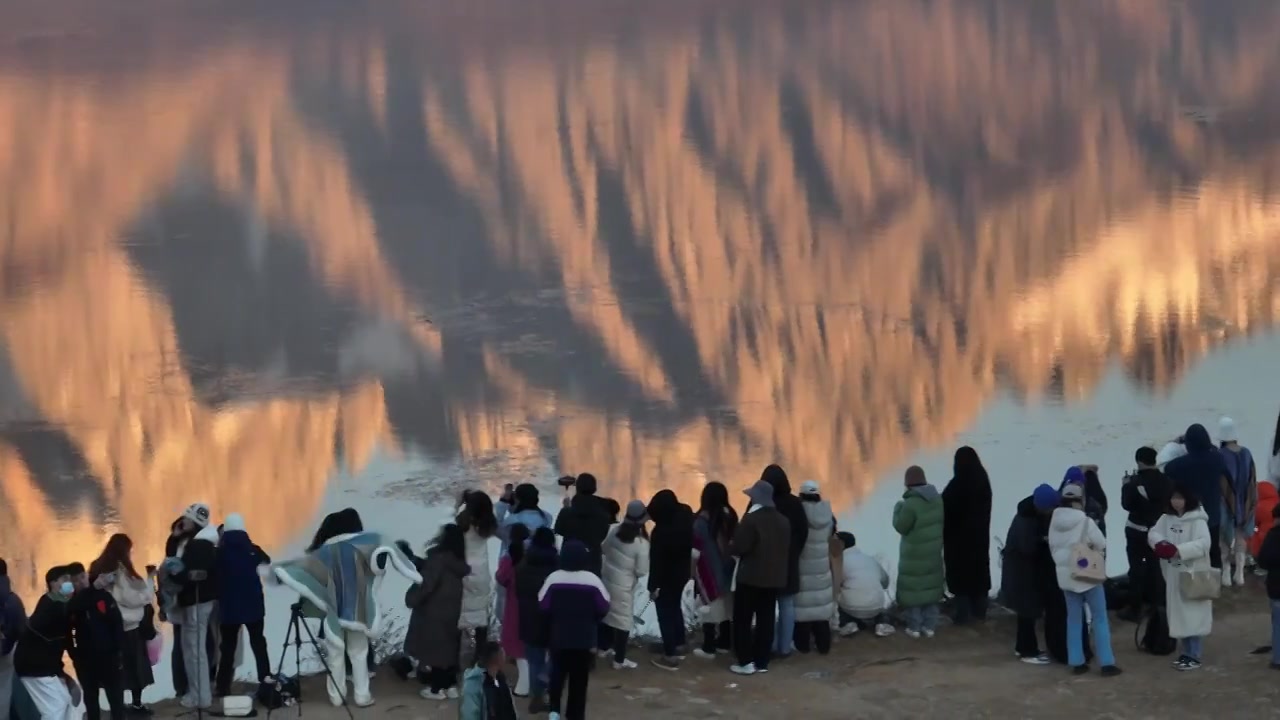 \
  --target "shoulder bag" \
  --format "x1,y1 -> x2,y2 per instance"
1069,519 -> 1107,584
